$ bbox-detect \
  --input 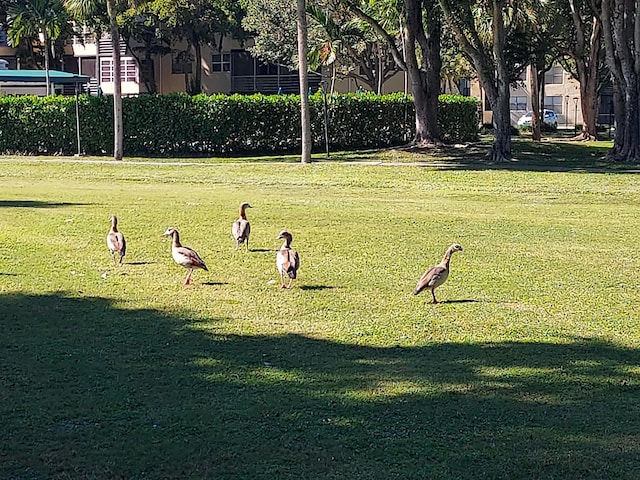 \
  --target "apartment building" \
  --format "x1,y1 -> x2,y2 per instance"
2,26 -> 611,130
471,65 -> 584,128
0,26 -> 322,96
